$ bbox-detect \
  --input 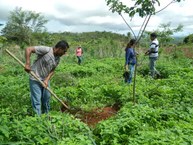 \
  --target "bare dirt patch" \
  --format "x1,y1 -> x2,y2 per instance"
61,103 -> 121,127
